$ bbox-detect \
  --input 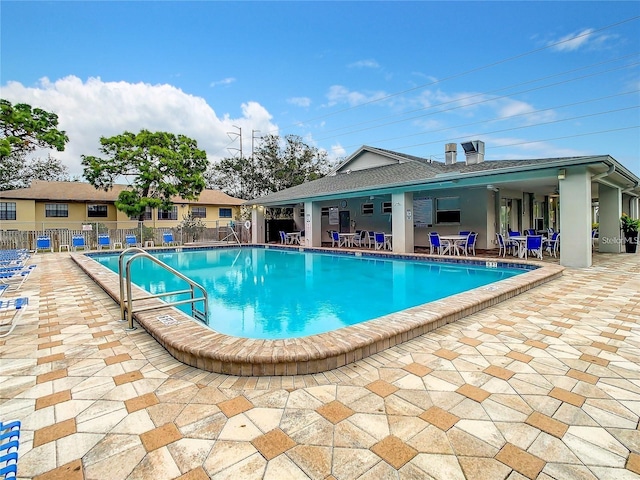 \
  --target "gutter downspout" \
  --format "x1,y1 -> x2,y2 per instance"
591,164 -> 615,182
622,181 -> 640,197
